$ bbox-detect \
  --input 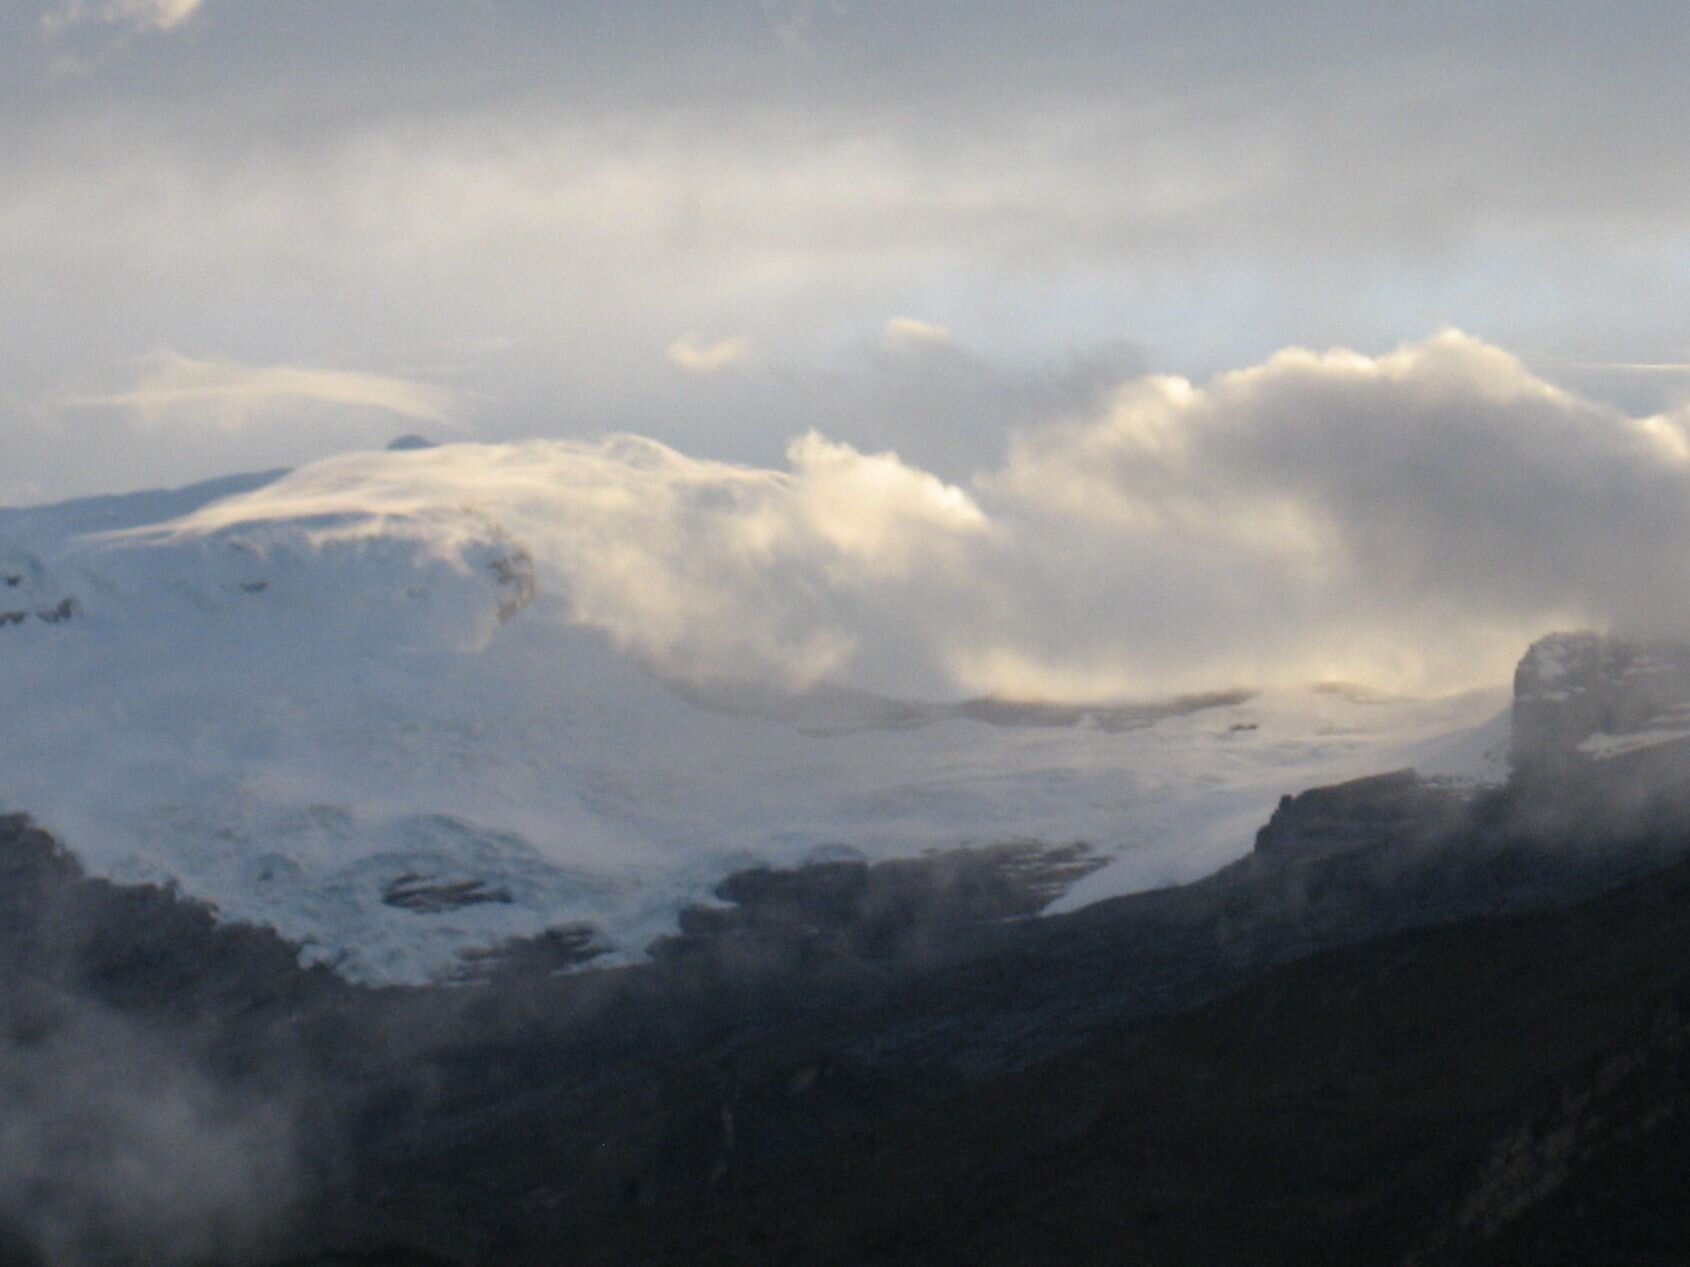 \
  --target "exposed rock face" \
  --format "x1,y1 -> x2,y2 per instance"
0,545 -> 78,630
381,874 -> 514,913
1511,632 -> 1690,778
1253,769 -> 1469,859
